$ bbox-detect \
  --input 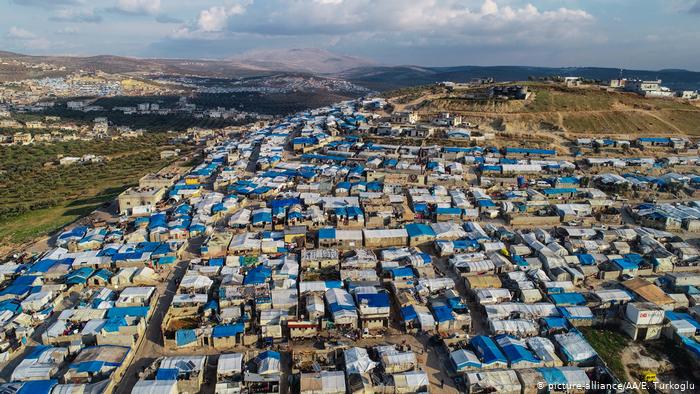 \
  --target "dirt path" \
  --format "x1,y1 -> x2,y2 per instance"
620,346 -> 643,393
114,246 -> 195,394
391,92 -> 444,112
411,105 -> 700,117
556,111 -> 566,131
632,108 -> 684,134
620,344 -> 671,394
